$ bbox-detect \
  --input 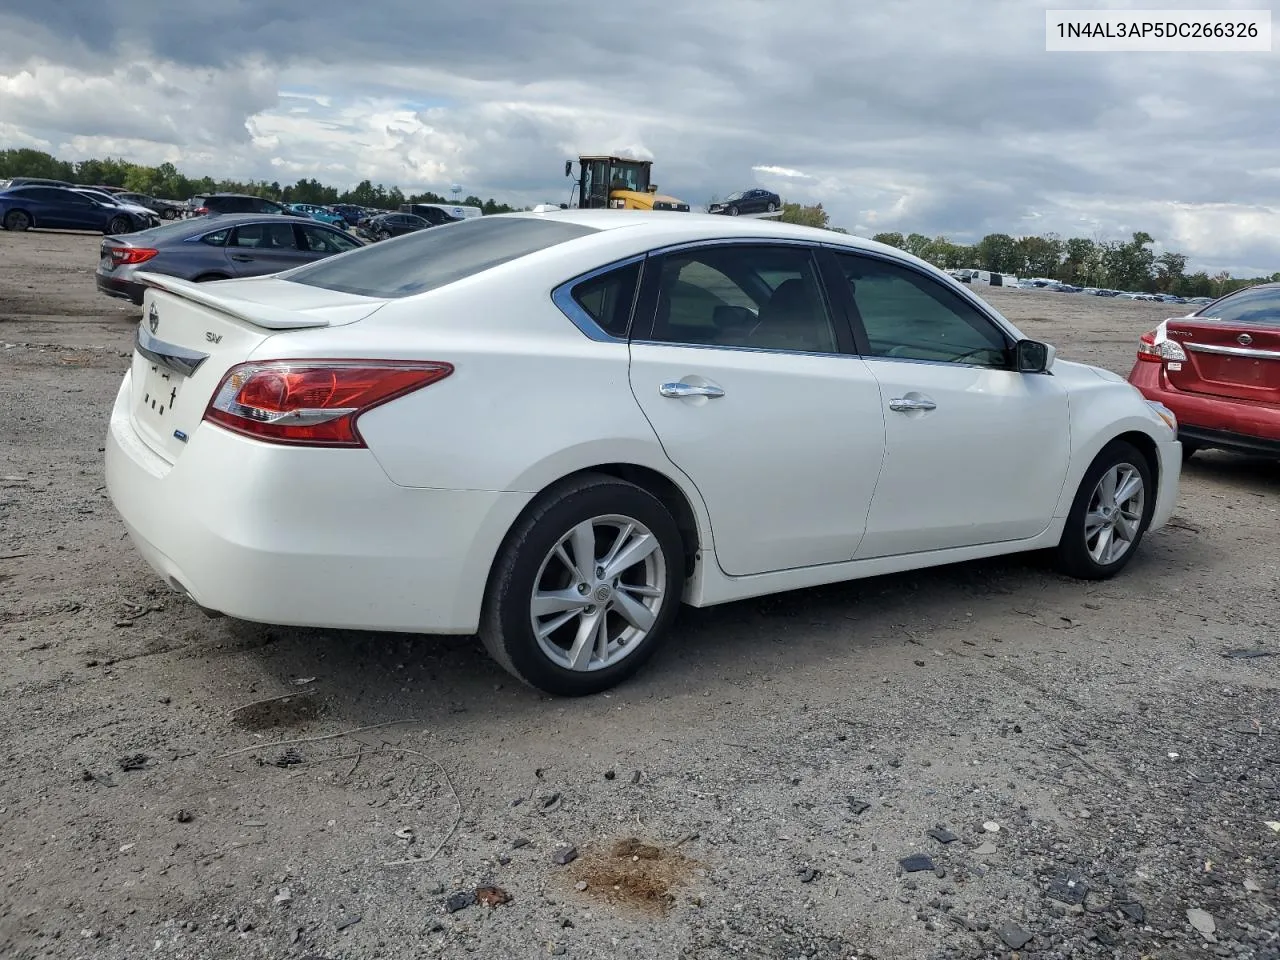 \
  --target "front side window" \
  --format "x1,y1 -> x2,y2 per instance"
646,244 -> 837,353
832,252 -> 1010,367
569,261 -> 641,337
1195,285 -> 1280,325
284,216 -> 598,298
